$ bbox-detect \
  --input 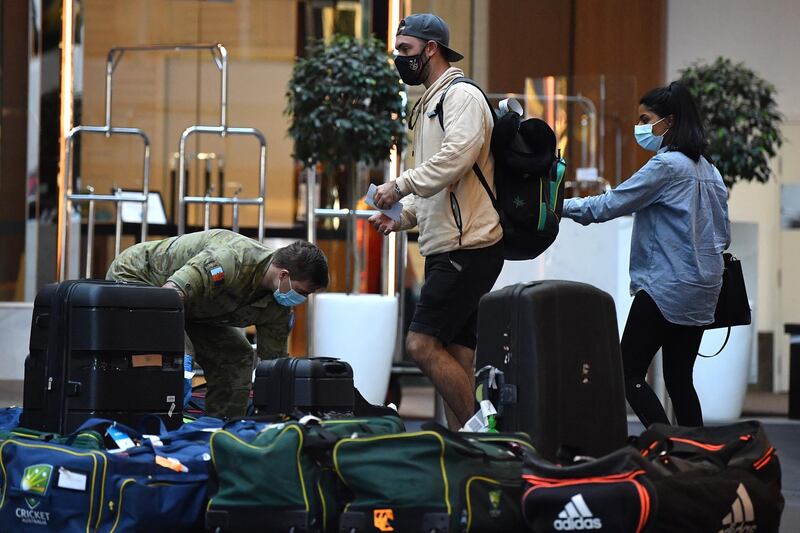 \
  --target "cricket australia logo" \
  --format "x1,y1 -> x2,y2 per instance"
16,464 -> 53,526
21,464 -> 52,509
488,489 -> 502,518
